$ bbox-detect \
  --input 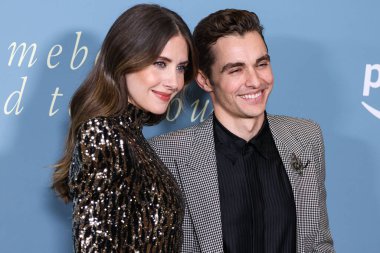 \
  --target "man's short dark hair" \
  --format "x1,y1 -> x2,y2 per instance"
193,9 -> 267,78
